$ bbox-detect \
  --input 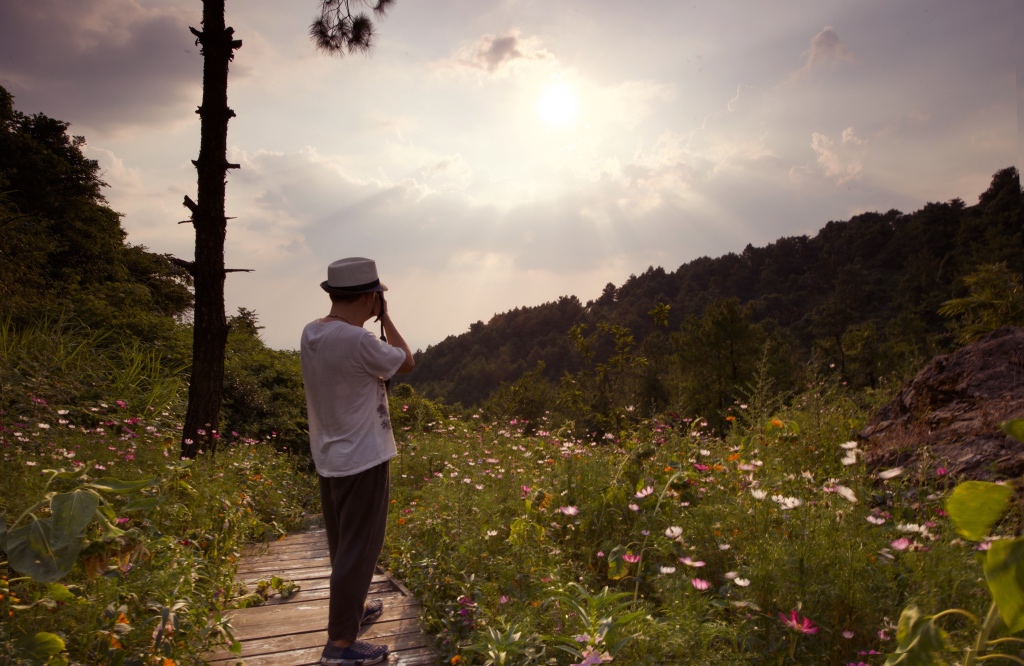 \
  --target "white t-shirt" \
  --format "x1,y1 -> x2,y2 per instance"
300,319 -> 407,477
